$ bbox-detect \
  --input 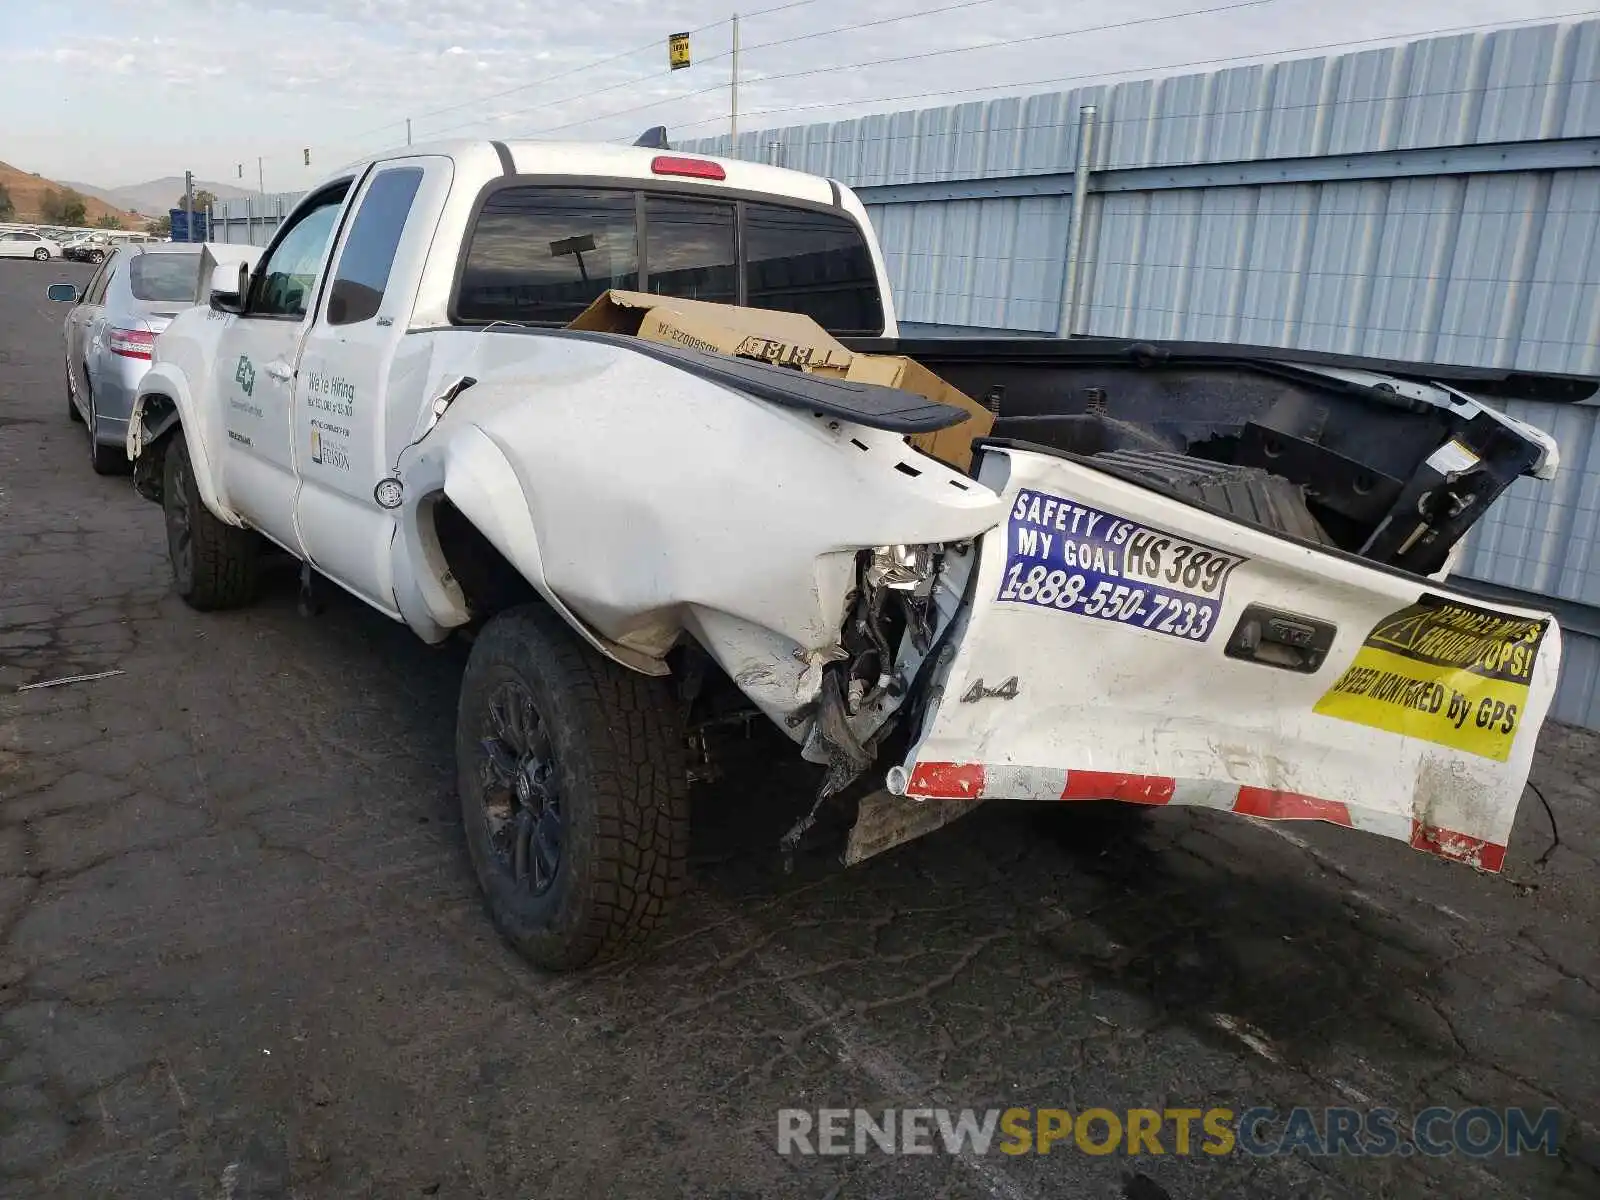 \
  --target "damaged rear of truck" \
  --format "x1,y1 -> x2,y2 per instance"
424,324 -> 1568,972
832,339 -> 1568,874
